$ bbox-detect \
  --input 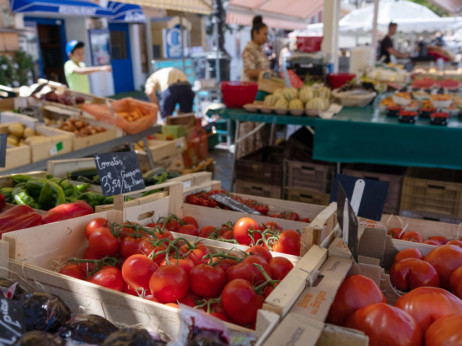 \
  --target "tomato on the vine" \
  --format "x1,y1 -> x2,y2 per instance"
85,218 -> 108,239
233,217 -> 262,246
120,235 -> 142,259
221,279 -> 263,325
387,228 -> 403,239
87,227 -> 119,258
149,265 -> 189,303
189,264 -> 226,298
161,257 -> 195,275
269,257 -> 294,281
59,264 -> 85,280
246,245 -> 272,263
179,242 -> 210,265
87,266 -> 124,291
177,224 -> 199,236
272,230 -> 301,256
199,225 -> 216,238
121,254 -> 159,292
182,216 -> 198,228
